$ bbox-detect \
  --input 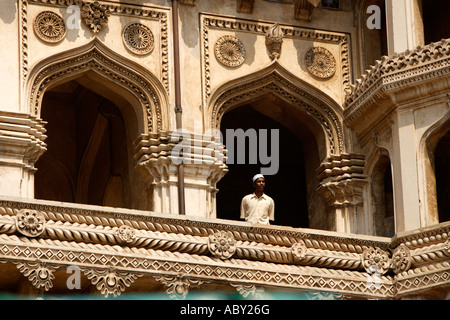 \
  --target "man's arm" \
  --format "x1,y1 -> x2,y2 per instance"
269,198 -> 275,221
240,197 -> 247,219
